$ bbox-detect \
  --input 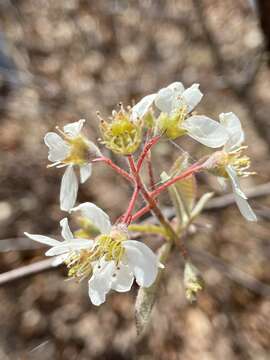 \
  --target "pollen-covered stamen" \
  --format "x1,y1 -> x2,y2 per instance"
65,249 -> 93,280
93,232 -> 126,264
204,147 -> 255,179
228,146 -> 255,178
174,101 -> 189,125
